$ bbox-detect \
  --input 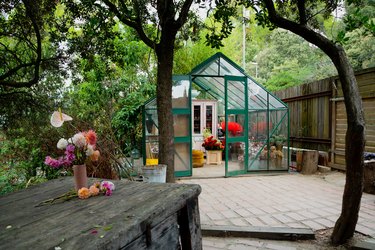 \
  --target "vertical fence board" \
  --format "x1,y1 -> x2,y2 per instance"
274,67 -> 375,170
